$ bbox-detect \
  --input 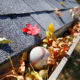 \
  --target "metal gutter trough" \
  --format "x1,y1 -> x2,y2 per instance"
48,35 -> 80,80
